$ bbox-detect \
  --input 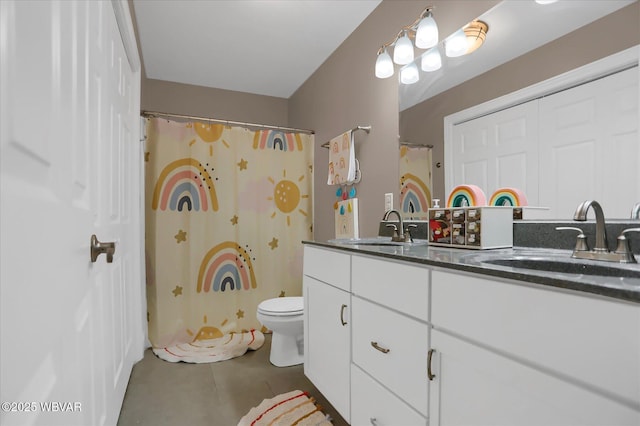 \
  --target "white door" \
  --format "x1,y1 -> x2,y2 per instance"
0,1 -> 145,426
539,66 -> 639,219
450,100 -> 539,206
